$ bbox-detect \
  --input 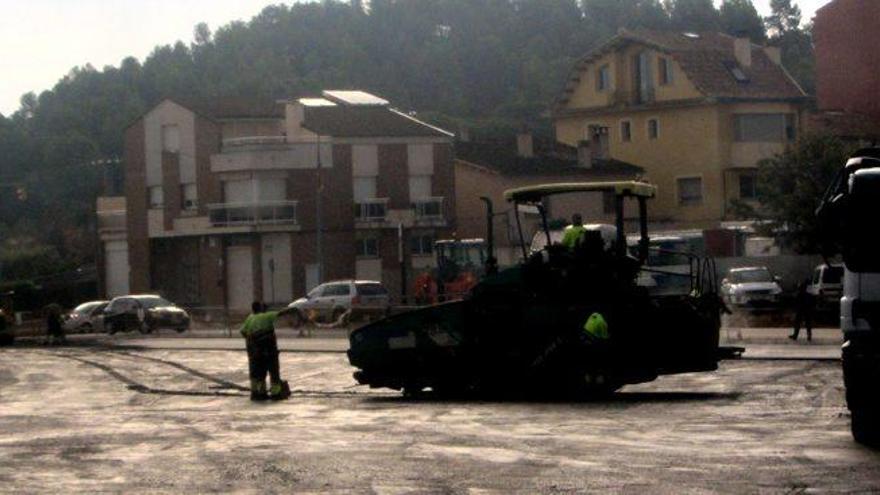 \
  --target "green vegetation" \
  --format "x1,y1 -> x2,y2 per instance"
0,0 -> 814,279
